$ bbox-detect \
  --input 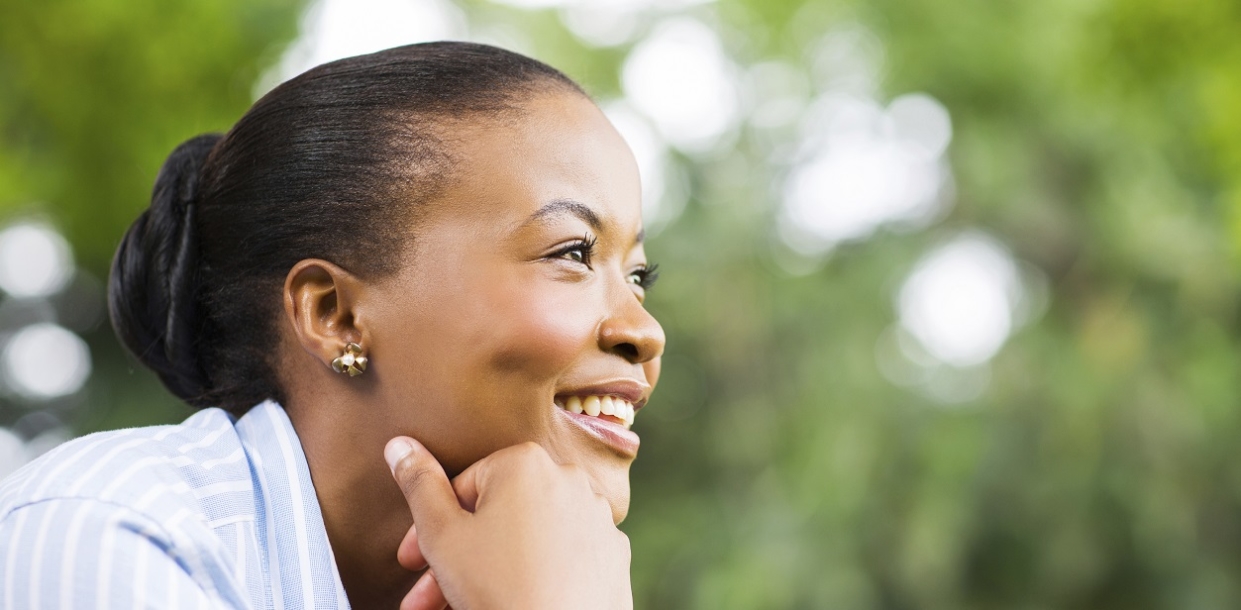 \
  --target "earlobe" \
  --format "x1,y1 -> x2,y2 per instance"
283,259 -> 369,374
